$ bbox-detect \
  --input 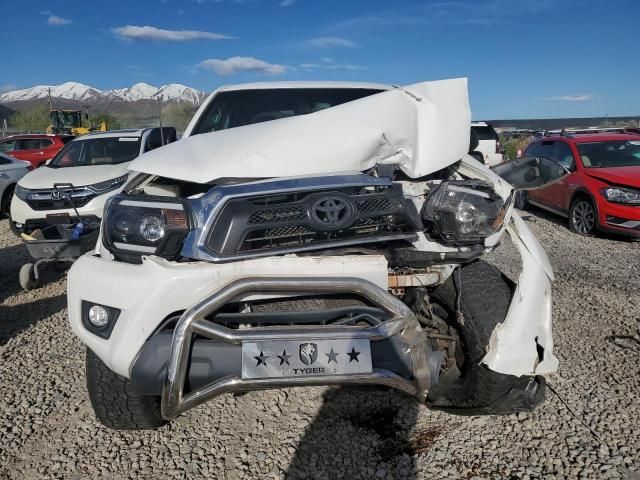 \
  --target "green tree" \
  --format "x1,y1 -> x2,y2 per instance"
11,104 -> 50,132
162,102 -> 197,133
